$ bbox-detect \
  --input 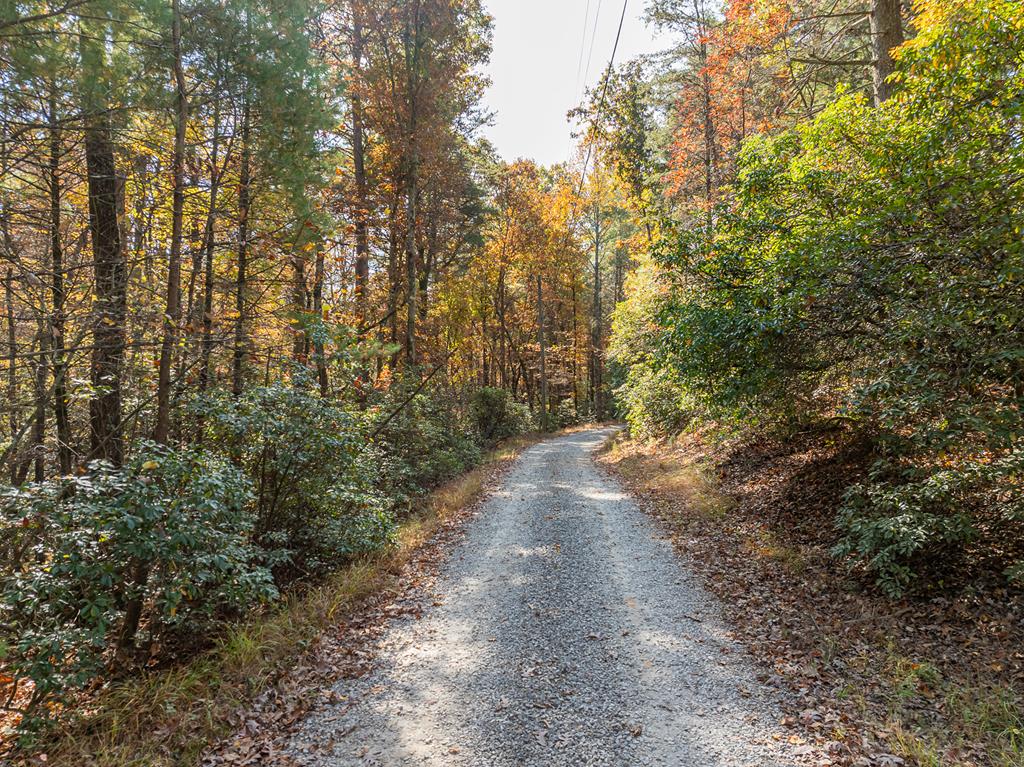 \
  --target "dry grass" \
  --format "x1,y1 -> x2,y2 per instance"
878,651 -> 1024,766
601,432 -> 730,524
22,433 -> 543,767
